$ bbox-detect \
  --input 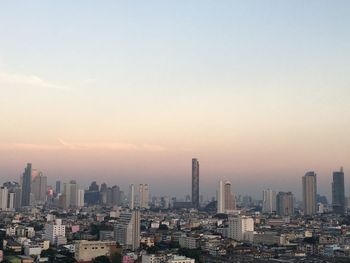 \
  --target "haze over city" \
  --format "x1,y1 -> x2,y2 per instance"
1,1 -> 350,199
